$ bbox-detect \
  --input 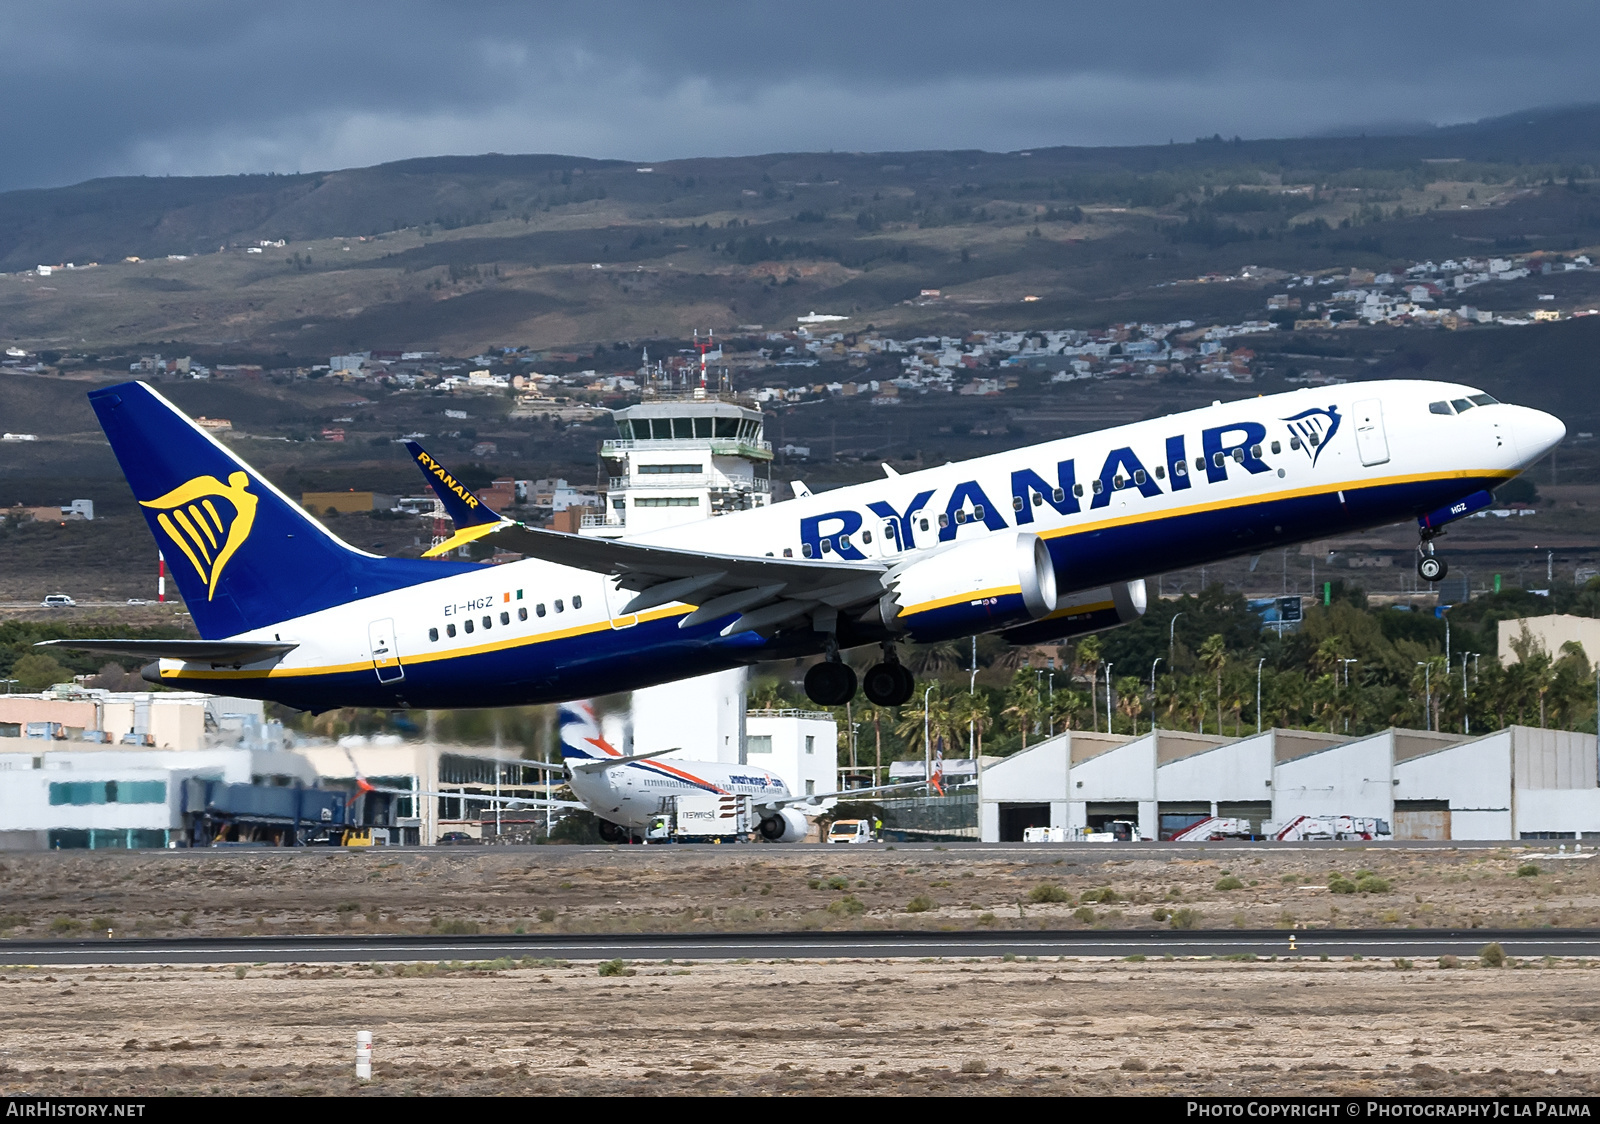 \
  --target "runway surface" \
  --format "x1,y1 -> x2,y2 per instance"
3,927 -> 1596,966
